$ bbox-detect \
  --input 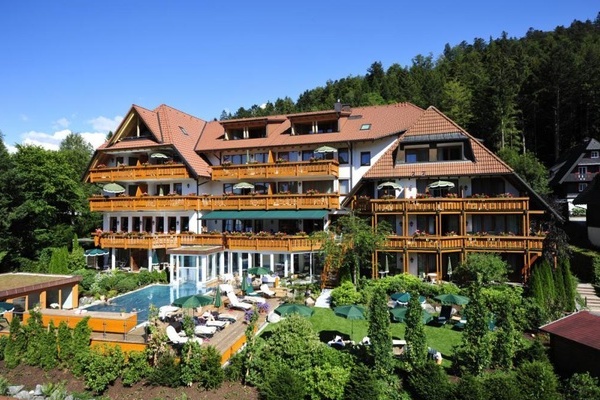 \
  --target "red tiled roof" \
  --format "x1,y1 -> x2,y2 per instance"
95,104 -> 211,178
364,107 -> 514,179
197,103 -> 424,152
540,311 -> 600,350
